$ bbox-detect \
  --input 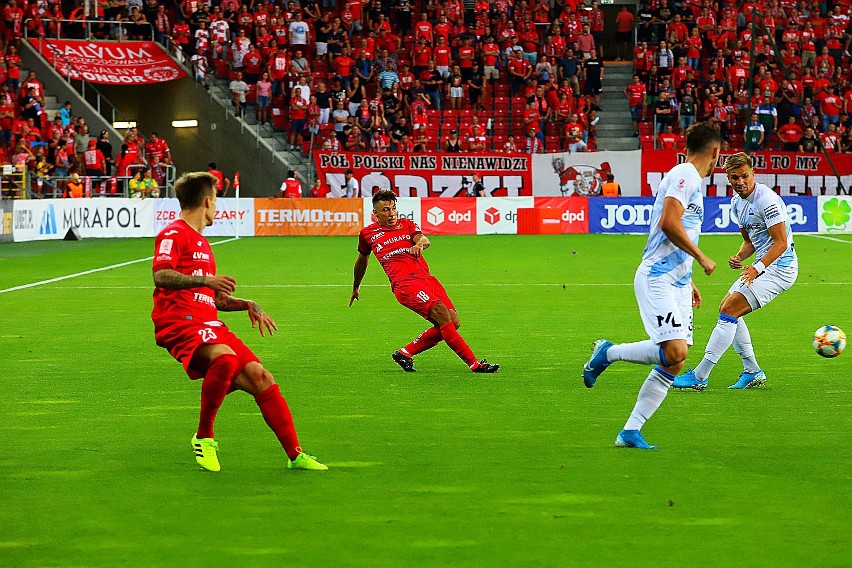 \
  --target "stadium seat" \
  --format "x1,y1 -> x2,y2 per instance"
640,134 -> 655,150
546,136 -> 562,152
